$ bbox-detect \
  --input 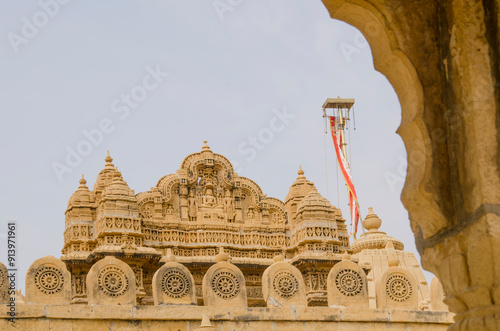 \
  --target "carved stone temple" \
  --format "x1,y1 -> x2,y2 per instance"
0,143 -> 453,329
